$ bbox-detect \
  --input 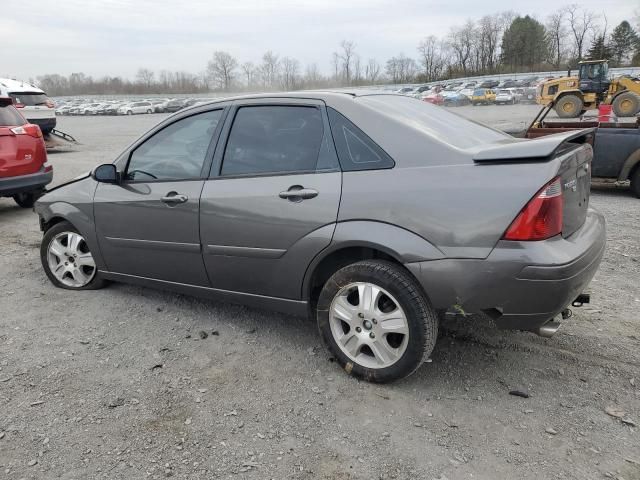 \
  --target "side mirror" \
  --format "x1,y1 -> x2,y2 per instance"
93,164 -> 119,184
